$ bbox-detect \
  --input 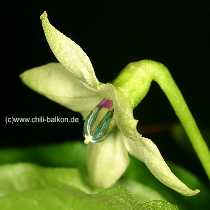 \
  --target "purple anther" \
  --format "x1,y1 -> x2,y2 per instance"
98,99 -> 113,109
